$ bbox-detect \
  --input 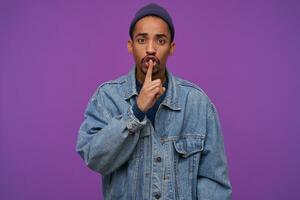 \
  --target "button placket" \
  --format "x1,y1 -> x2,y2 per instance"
162,142 -> 176,200
155,156 -> 162,162
151,137 -> 164,200
154,192 -> 161,199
